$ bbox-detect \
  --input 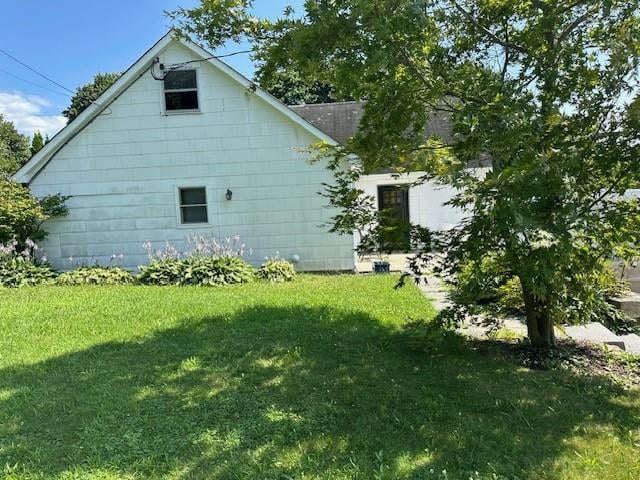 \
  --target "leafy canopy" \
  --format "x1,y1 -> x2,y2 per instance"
62,72 -> 121,123
0,114 -> 31,175
169,1 -> 345,105
0,178 -> 68,247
